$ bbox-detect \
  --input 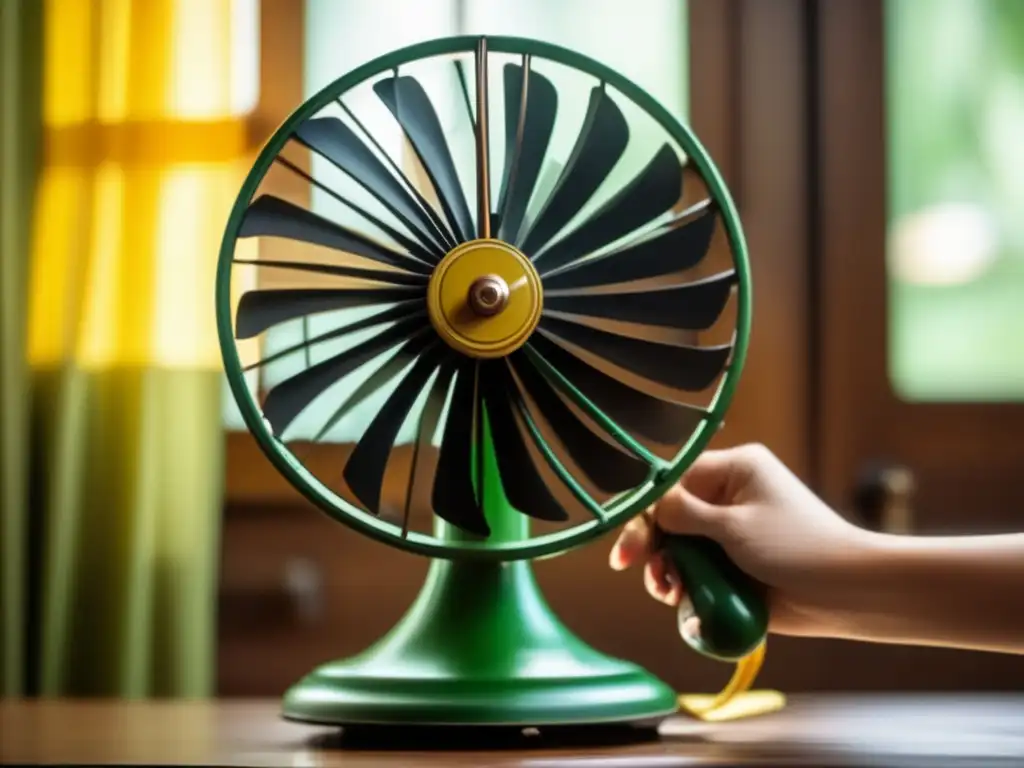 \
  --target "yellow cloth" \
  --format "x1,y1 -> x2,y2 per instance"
20,0 -> 253,697
677,642 -> 787,722
28,0 -> 252,370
